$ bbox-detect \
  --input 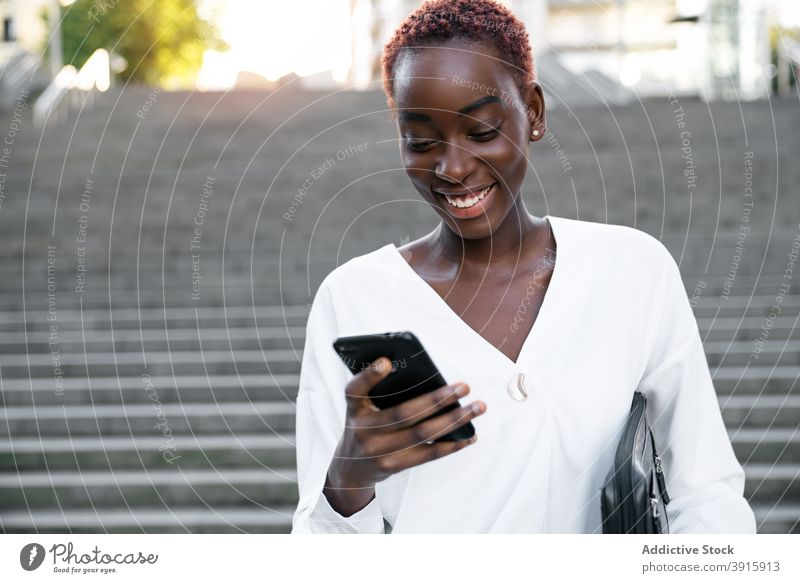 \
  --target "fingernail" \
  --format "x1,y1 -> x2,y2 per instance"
468,435 -> 478,444
472,401 -> 484,414
455,383 -> 468,396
